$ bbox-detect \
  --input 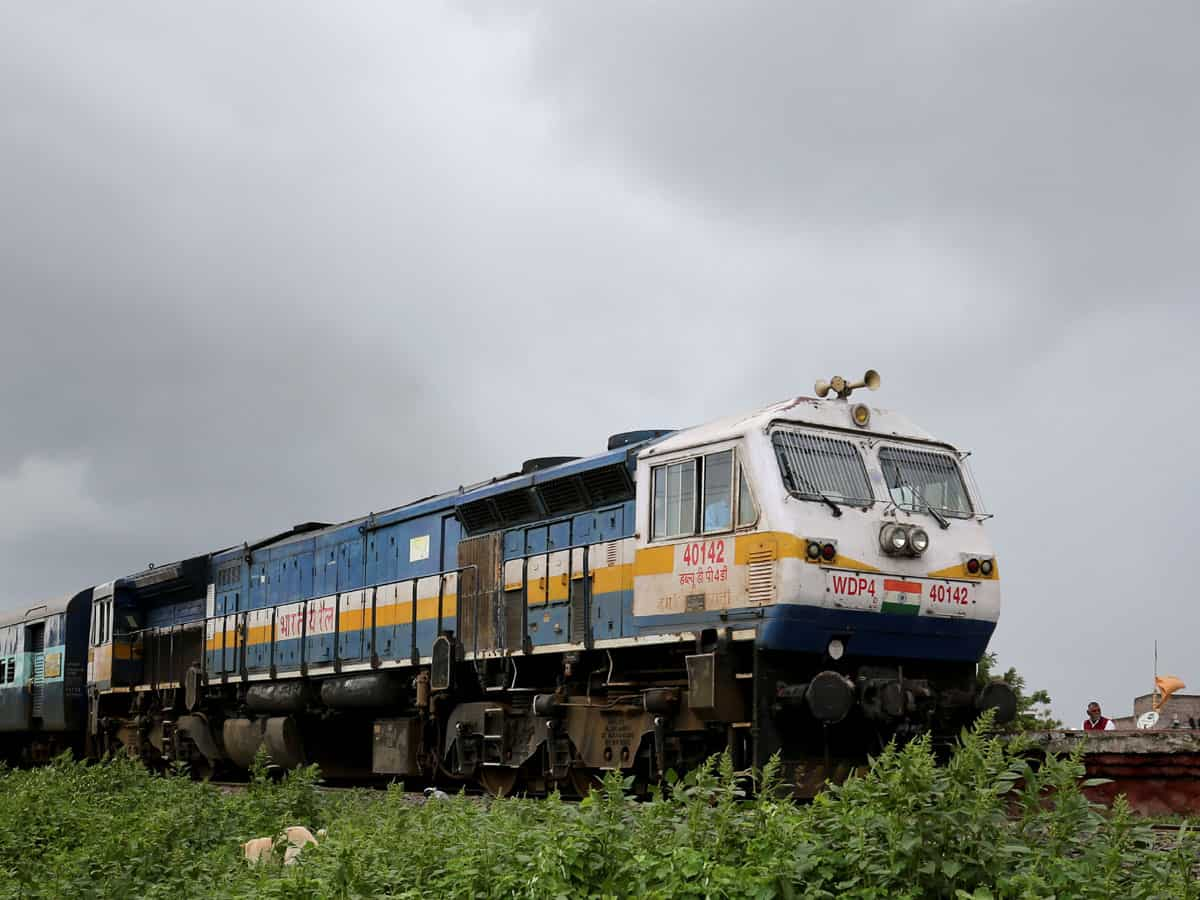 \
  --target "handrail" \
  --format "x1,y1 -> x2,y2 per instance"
198,540 -> 609,682
201,563 -> 478,682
